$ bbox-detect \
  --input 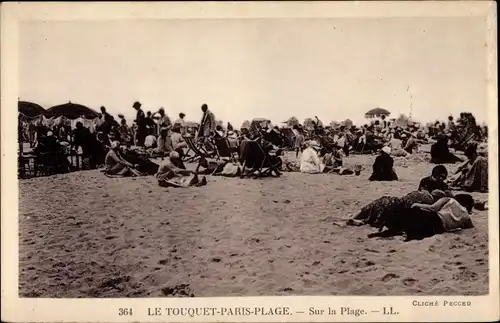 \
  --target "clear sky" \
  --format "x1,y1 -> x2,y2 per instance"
19,17 -> 488,127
